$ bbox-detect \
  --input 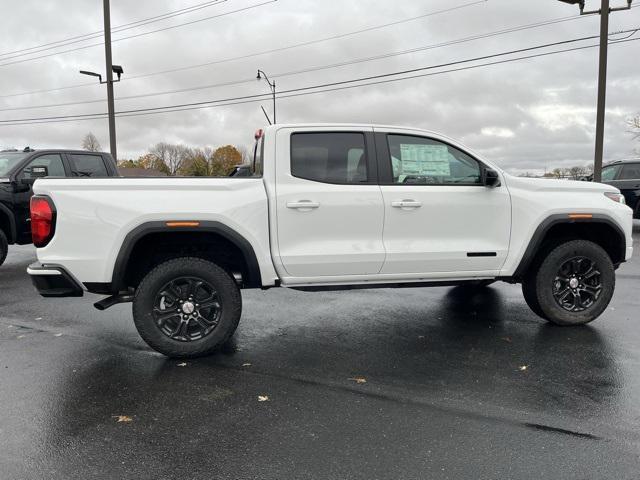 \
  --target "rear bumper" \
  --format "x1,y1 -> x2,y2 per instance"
27,262 -> 84,297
